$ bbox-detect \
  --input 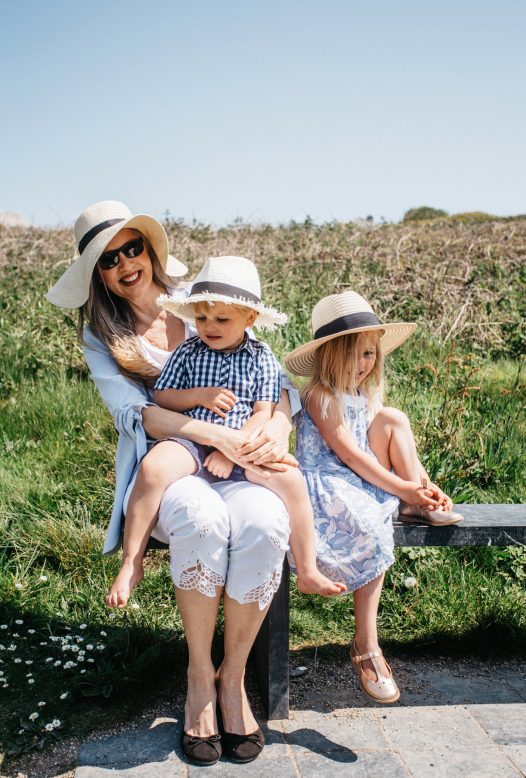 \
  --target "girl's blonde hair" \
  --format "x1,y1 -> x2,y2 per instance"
301,330 -> 384,419
77,233 -> 178,387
